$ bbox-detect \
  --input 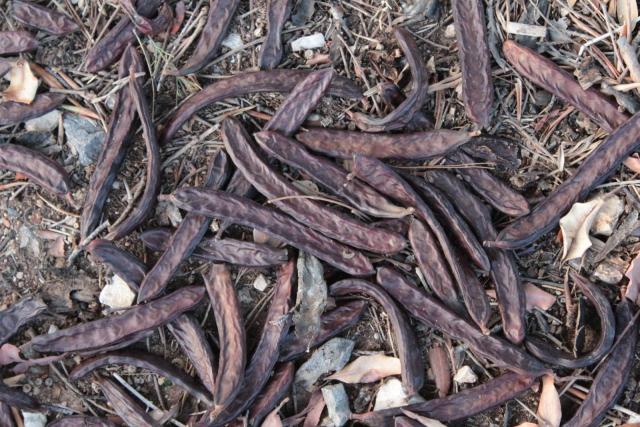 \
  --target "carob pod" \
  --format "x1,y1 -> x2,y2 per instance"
47,417 -> 118,427
0,382 -> 41,412
31,287 -> 204,352
525,274 -> 615,368
350,28 -> 428,132
279,300 -> 368,361
96,376 -> 160,427
255,131 -> 412,218
12,0 -> 79,35
295,127 -> 472,160
78,329 -> 154,357
0,297 -> 47,345
376,267 -> 547,375
167,315 -> 217,395
428,343 -> 451,398
222,117 -> 406,255
0,30 -> 38,54
139,227 -> 288,267
161,69 -> 362,144
86,239 -> 147,290
170,187 -> 374,276
563,299 -> 638,427
451,0 -> 493,127
0,402 -> 14,427
137,150 -> 230,302
69,350 -> 212,404
81,45 -> 142,240
377,80 -> 433,130
0,93 -> 66,126
247,362 -> 295,426
330,279 -> 424,395
502,39 -> 627,132
105,64 -> 161,241
259,0 -> 292,69
173,0 -> 240,75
